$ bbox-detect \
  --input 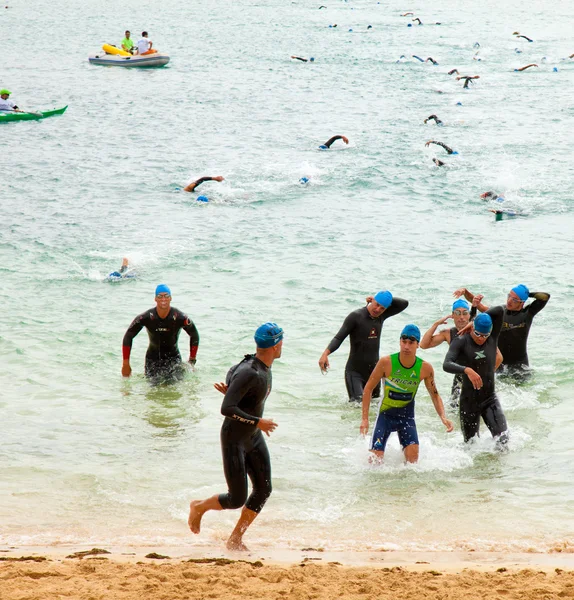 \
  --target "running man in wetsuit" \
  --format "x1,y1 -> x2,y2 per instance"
184,175 -> 224,193
121,284 -> 199,383
318,135 -> 349,149
360,324 -> 453,463
188,323 -> 283,551
443,310 -> 508,447
319,291 -> 408,402
454,284 -> 550,373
